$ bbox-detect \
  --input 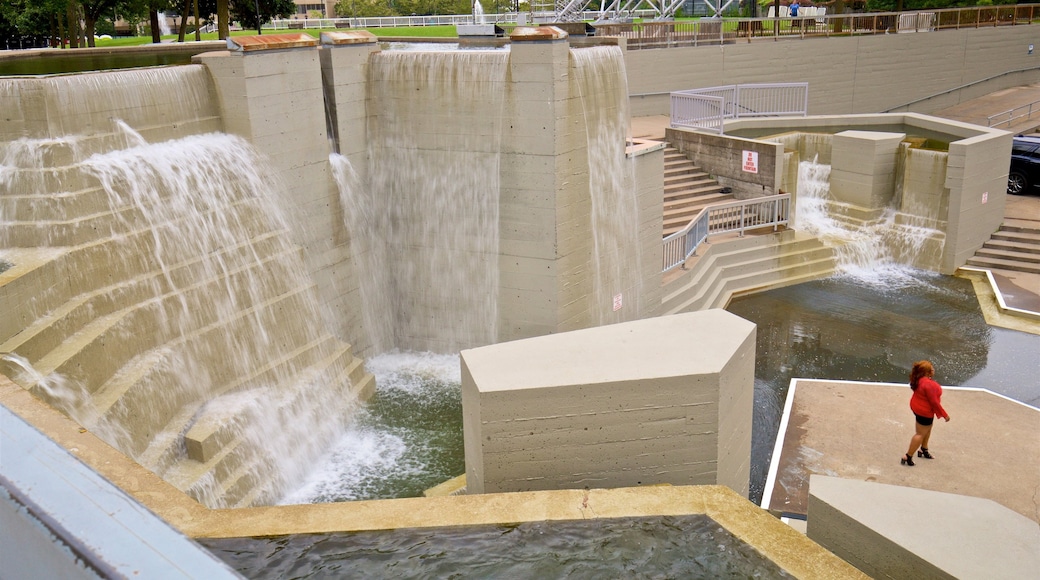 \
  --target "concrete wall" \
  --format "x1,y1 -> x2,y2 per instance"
665,128 -> 784,198
830,130 -> 905,209
626,27 -> 1040,117
725,113 -> 1010,273
461,310 -> 755,497
195,46 -> 362,347
498,38 -> 585,341
808,475 -> 1040,579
